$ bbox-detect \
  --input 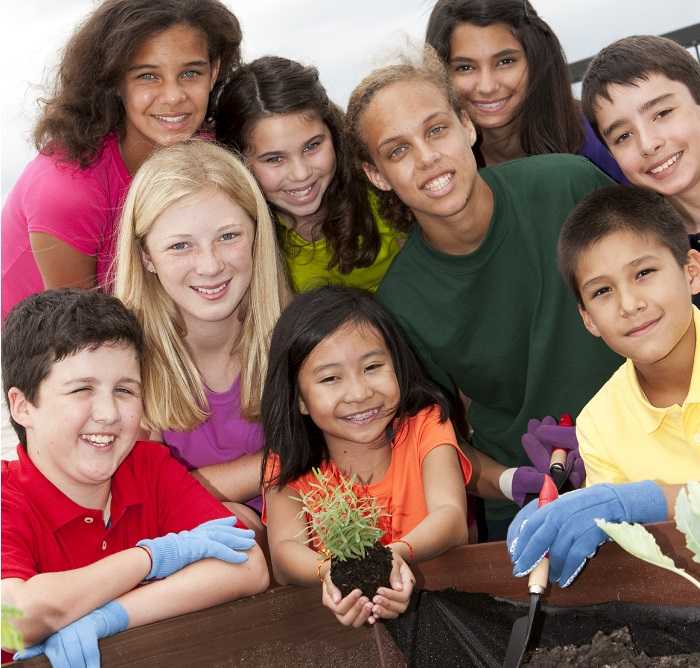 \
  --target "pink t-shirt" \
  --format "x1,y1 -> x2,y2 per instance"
162,377 -> 264,512
1,134 -> 130,319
